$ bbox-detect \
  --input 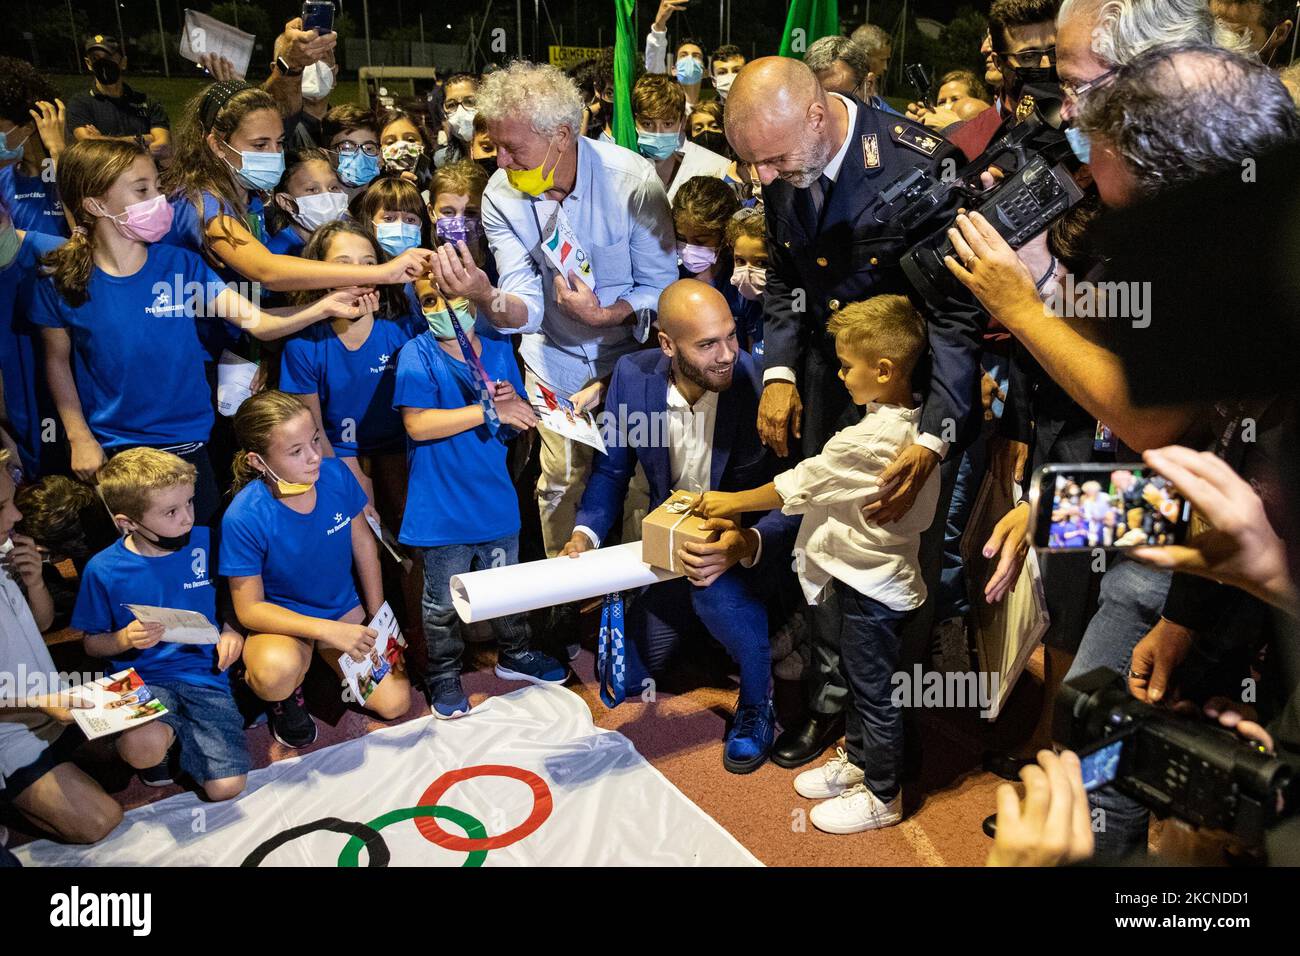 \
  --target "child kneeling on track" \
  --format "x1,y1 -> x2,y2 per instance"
74,449 -> 249,800
221,390 -> 411,748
